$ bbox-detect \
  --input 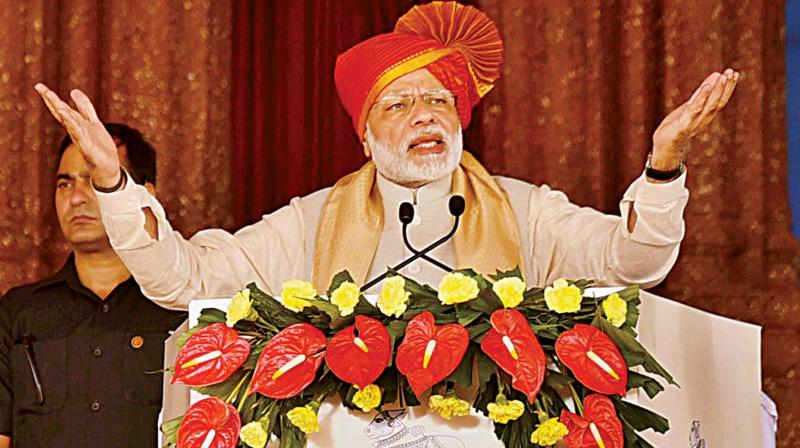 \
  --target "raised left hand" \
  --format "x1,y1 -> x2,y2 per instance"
651,68 -> 739,170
